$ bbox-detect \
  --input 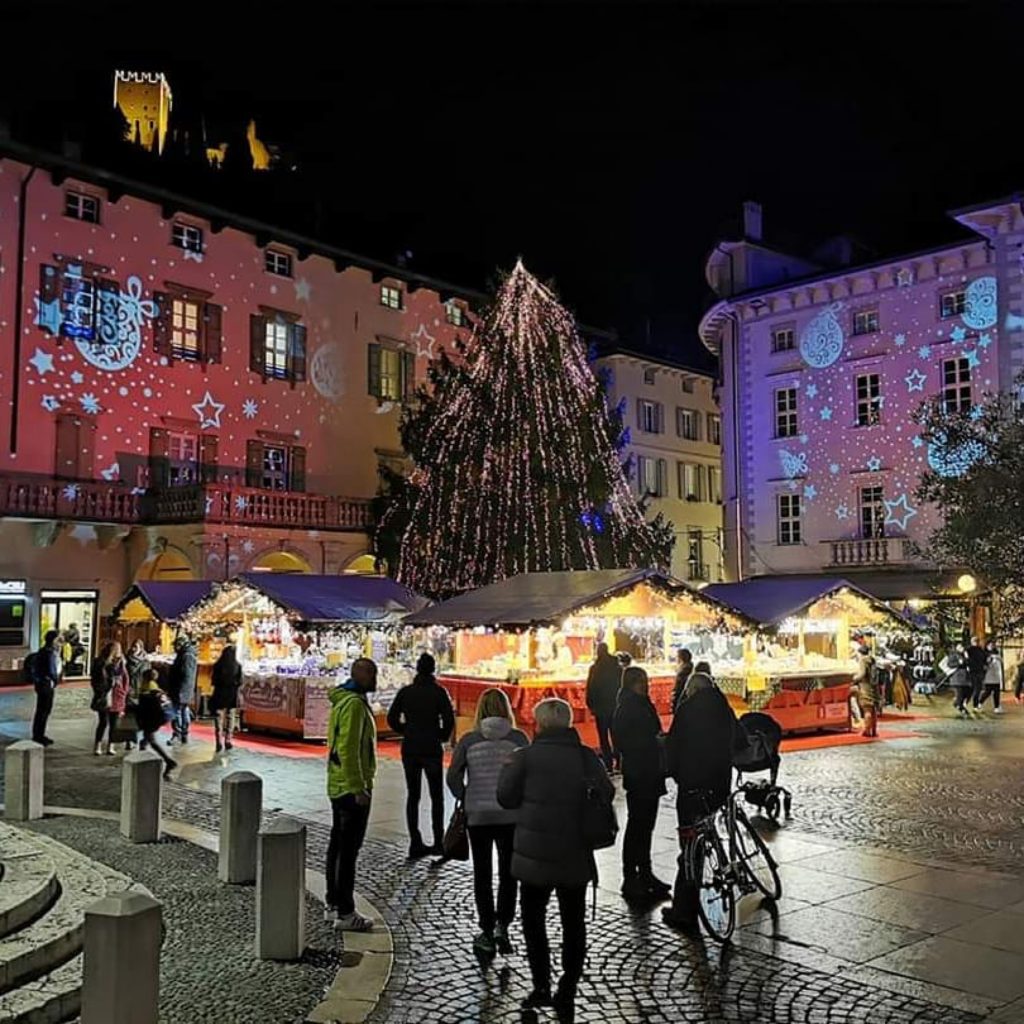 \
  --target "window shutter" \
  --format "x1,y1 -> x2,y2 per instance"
148,427 -> 170,488
697,465 -> 707,501
636,398 -> 643,430
290,446 -> 306,492
152,292 -> 172,357
199,434 -> 218,483
401,350 -> 416,400
250,315 -> 266,377
636,456 -> 646,495
245,440 -> 263,488
694,412 -> 701,442
657,403 -> 665,434
367,343 -> 382,399
54,414 -> 79,479
289,323 -> 307,383
657,458 -> 667,497
96,278 -> 120,346
203,303 -> 223,364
